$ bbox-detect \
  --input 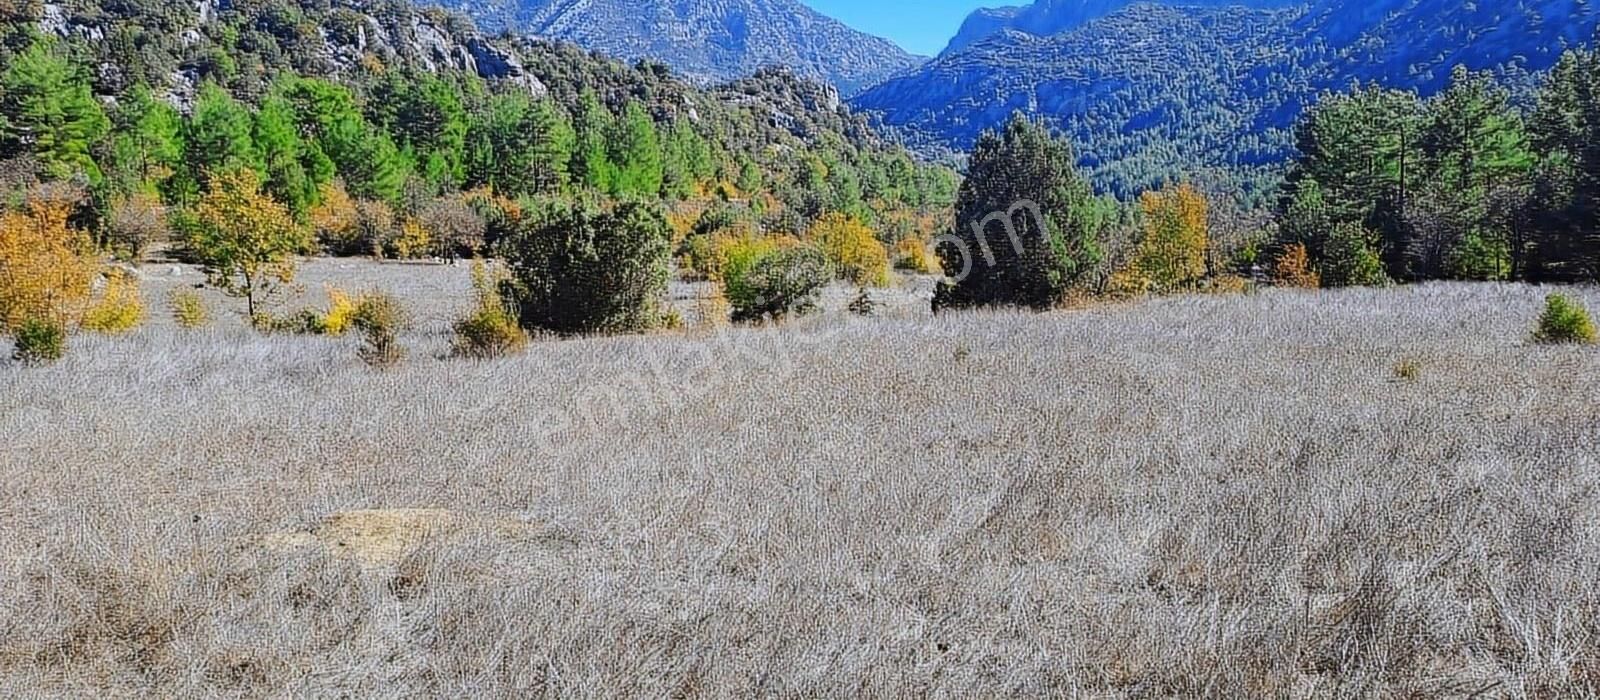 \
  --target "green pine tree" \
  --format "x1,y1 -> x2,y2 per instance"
0,37 -> 111,182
